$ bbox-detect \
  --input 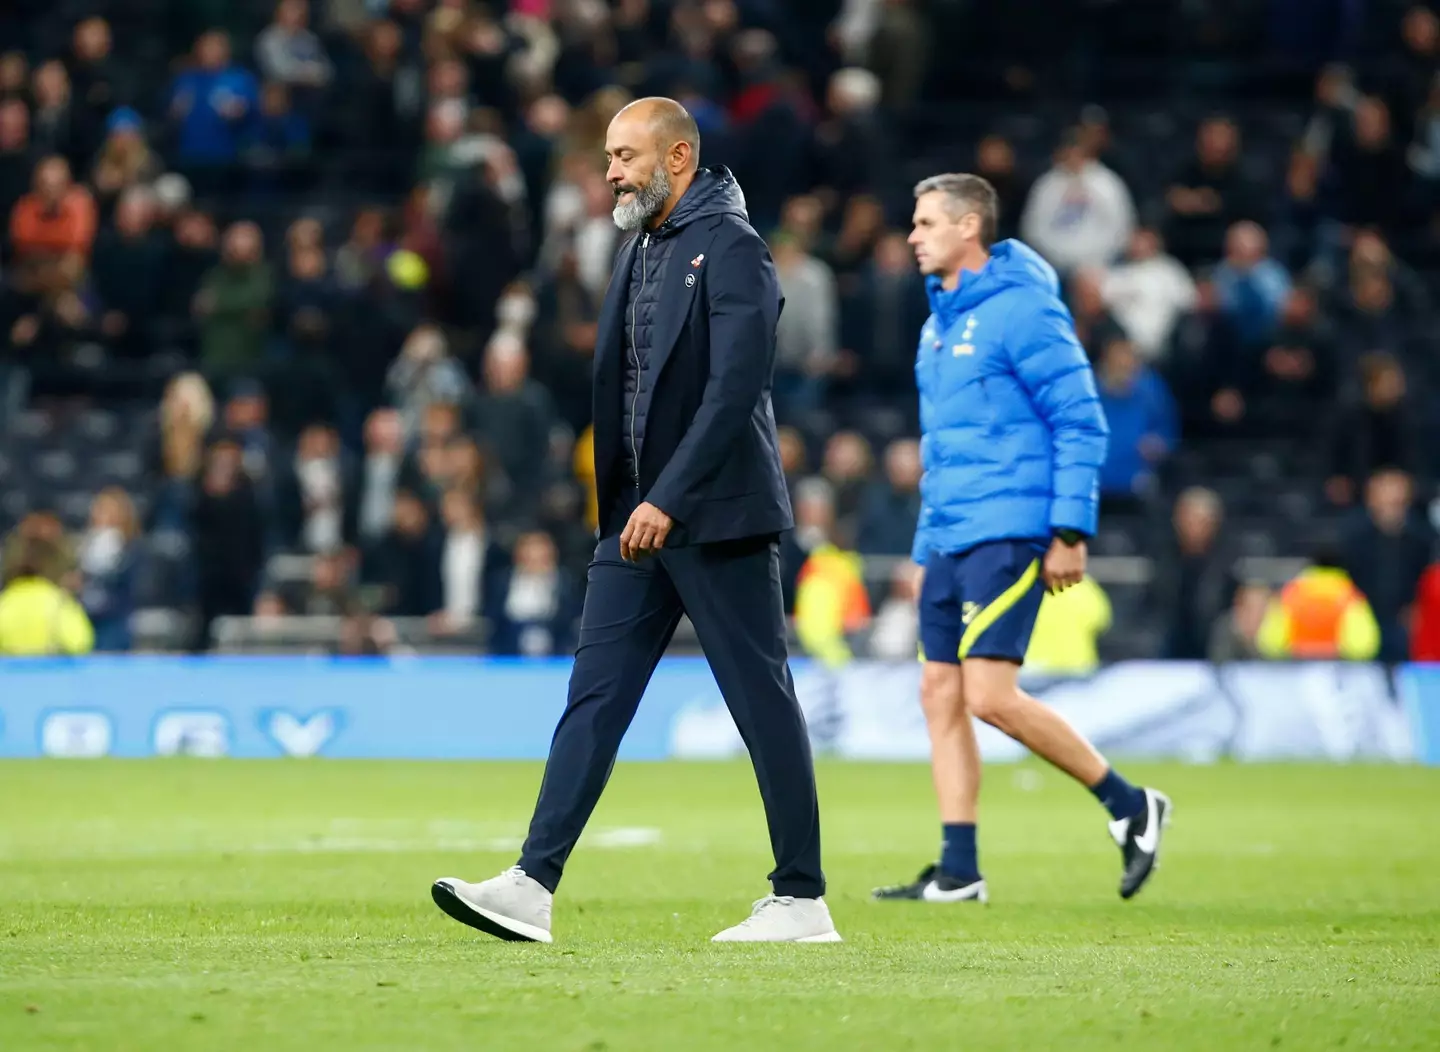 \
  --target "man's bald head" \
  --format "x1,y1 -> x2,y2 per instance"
605,96 -> 702,231
616,96 -> 701,169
